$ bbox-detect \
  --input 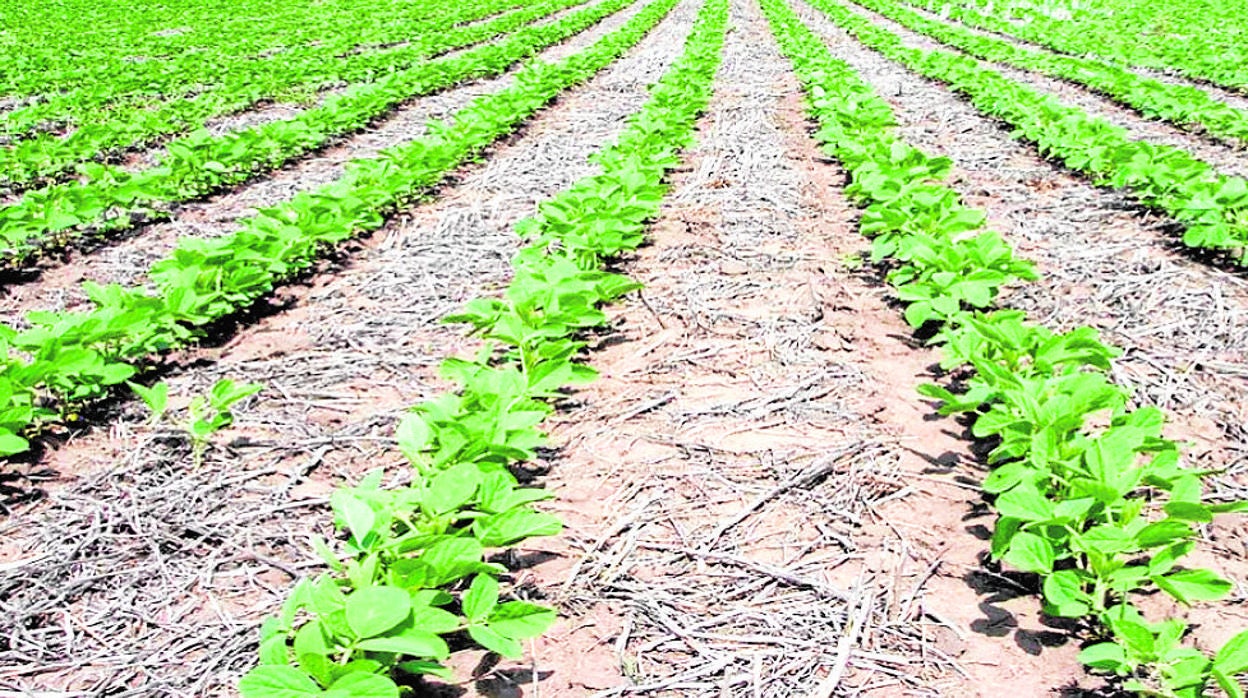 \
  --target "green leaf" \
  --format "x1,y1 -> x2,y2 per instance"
423,462 -> 481,515
345,586 -> 412,639
995,482 -> 1055,522
396,413 -> 432,463
334,659 -> 385,680
310,536 -> 344,572
409,604 -> 460,634
209,378 -> 262,410
258,634 -> 290,666
294,620 -> 333,686
1078,641 -> 1130,673
1214,668 -> 1247,698
331,490 -> 376,546
488,601 -> 557,639
1002,531 -> 1056,574
1052,497 -> 1095,522
356,631 -> 449,659
126,380 -> 169,419
1110,619 -> 1155,658
0,430 -> 30,457
239,665 -> 323,698
293,620 -> 329,658
397,536 -> 493,588
990,516 -> 1022,558
1148,541 -> 1195,576
1106,565 -> 1151,595
324,672 -> 399,698
1214,629 -> 1248,676
397,660 -> 453,680
462,574 -> 499,623
307,575 -> 347,618
1168,653 -> 1213,691
1043,570 -> 1091,617
192,418 -> 216,439
1153,568 -> 1233,604
1079,525 -> 1136,554
982,462 -> 1036,495
1136,519 -> 1195,548
468,623 -> 523,659
1164,501 -> 1214,523
1209,501 -> 1248,514
903,299 -> 935,328
473,508 -> 562,547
